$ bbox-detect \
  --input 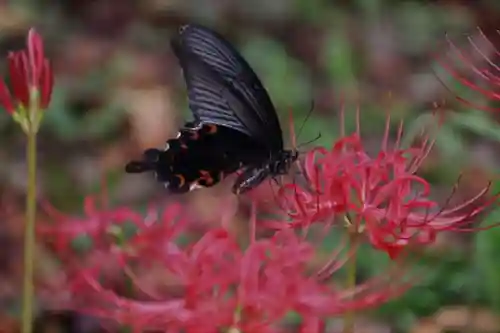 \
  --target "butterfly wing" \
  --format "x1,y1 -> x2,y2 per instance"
171,39 -> 260,142
171,23 -> 284,151
126,44 -> 271,193
125,124 -> 263,193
